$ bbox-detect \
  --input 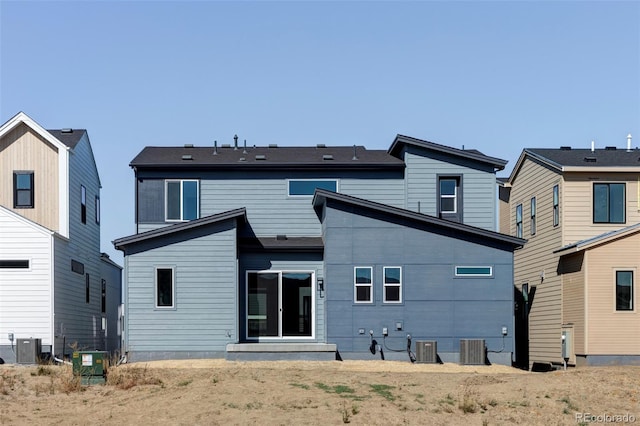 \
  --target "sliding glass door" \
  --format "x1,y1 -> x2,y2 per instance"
247,271 -> 313,339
